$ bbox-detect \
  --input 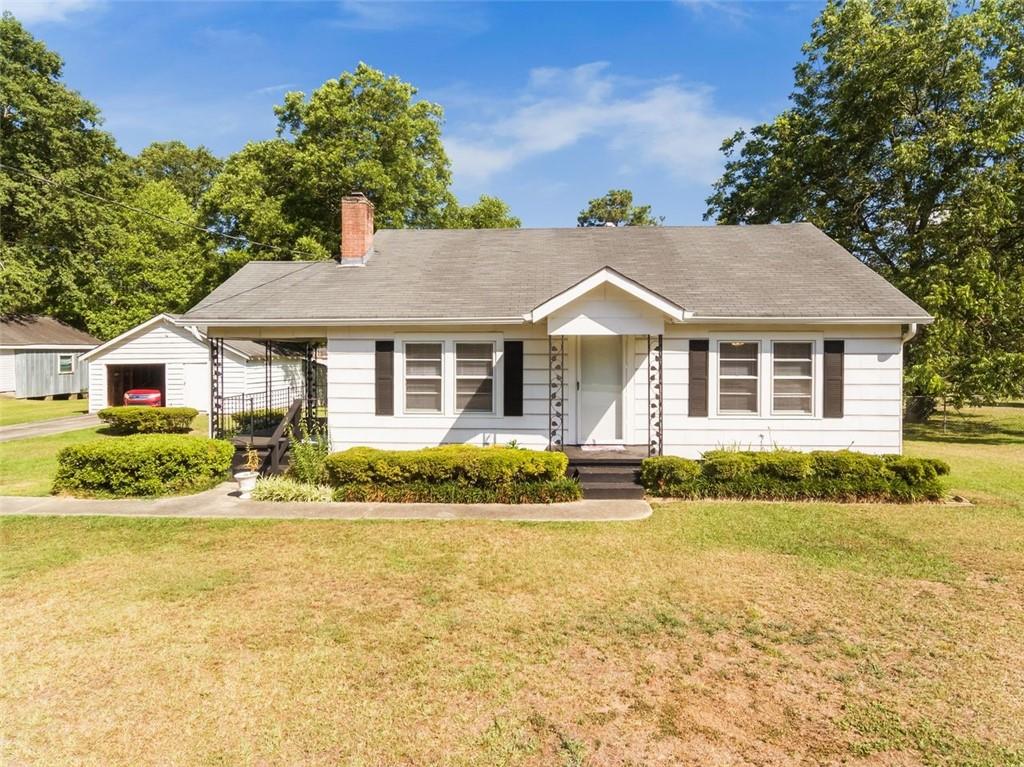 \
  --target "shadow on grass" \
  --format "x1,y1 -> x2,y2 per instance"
904,410 -> 1024,446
